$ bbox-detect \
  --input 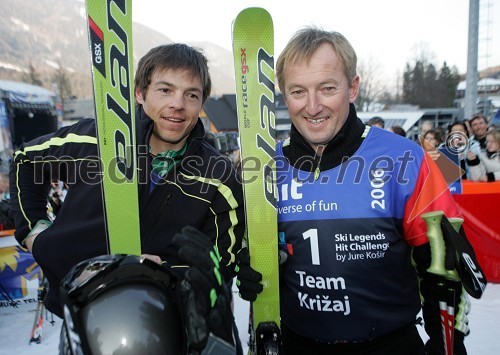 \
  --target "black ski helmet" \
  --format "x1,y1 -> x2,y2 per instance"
59,254 -> 185,355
